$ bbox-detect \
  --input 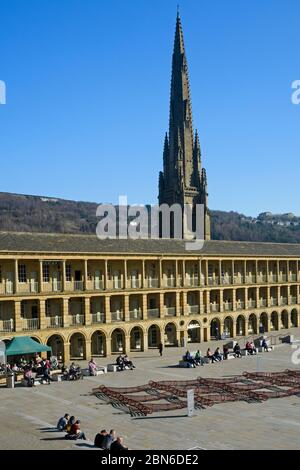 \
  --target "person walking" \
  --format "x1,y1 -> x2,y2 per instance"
158,342 -> 163,357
